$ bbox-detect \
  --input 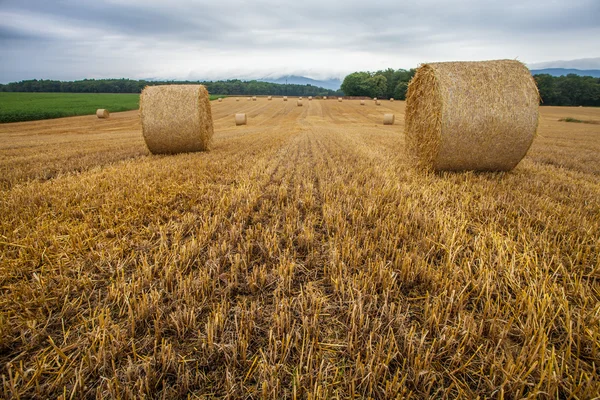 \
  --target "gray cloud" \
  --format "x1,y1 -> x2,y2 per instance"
0,0 -> 599,83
